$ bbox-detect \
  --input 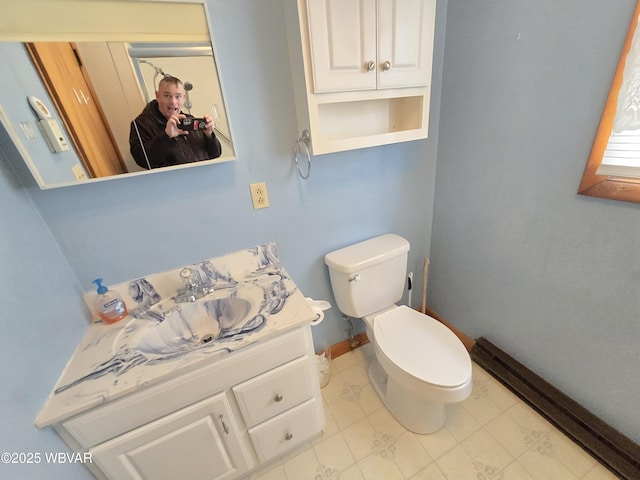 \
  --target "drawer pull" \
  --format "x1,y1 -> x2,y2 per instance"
219,414 -> 229,435
274,394 -> 284,402
285,432 -> 293,441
